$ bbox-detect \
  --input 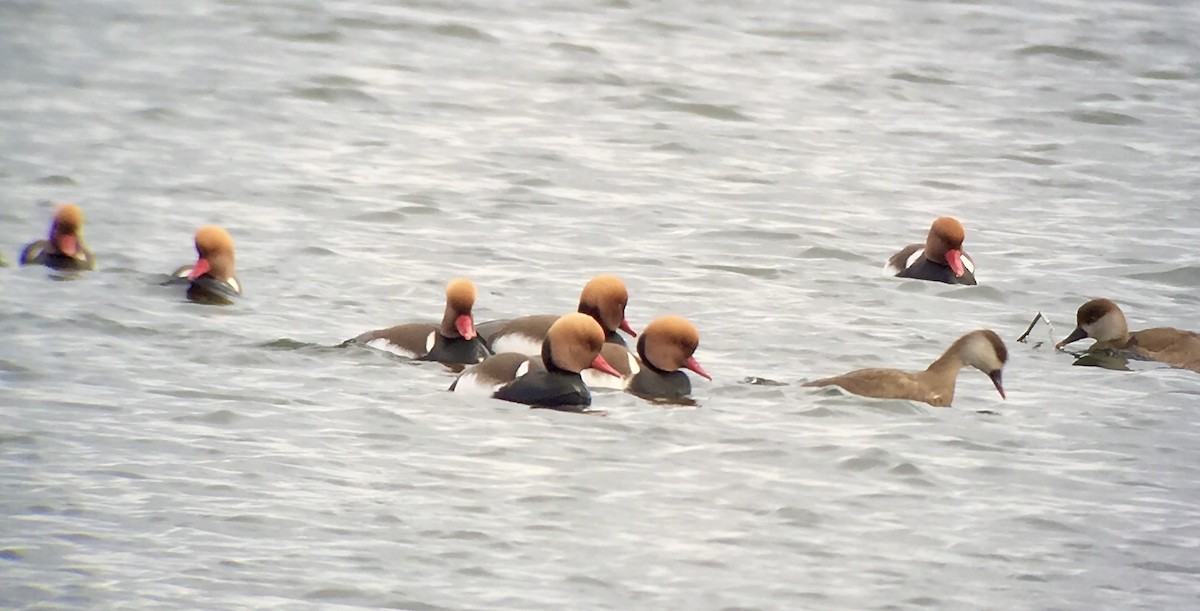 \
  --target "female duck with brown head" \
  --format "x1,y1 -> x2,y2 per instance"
584,316 -> 713,400
170,225 -> 242,304
1056,298 -> 1200,373
476,274 -> 637,355
20,203 -> 97,271
886,216 -> 976,285
451,312 -> 621,410
804,330 -> 1007,407
350,278 -> 492,366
